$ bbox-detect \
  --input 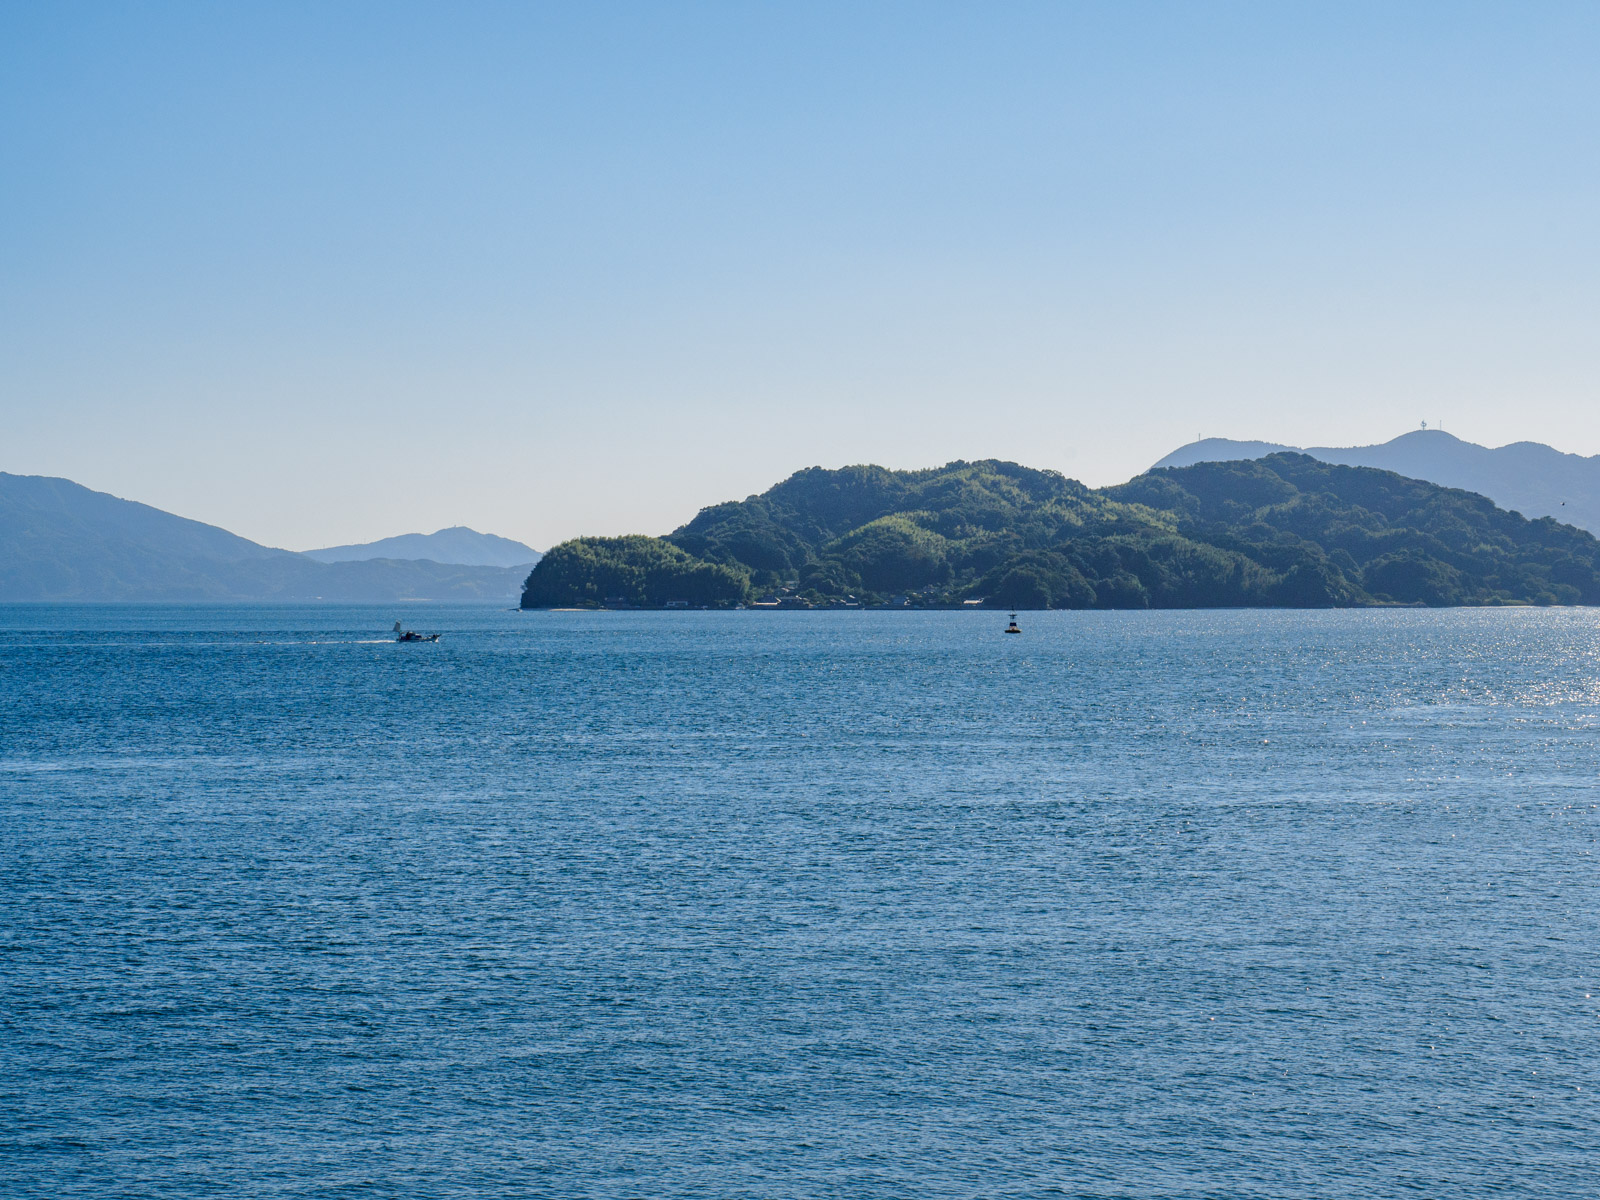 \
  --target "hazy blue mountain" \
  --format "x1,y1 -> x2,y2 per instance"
0,473 -> 526,602
1153,430 -> 1600,535
1155,438 -> 1299,466
305,526 -> 540,568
